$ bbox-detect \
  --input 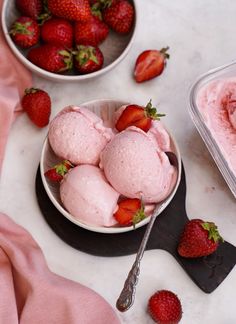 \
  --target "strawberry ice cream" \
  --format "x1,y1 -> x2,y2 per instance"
114,104 -> 171,152
60,165 -> 119,227
48,106 -> 114,165
197,78 -> 236,176
100,126 -> 177,203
